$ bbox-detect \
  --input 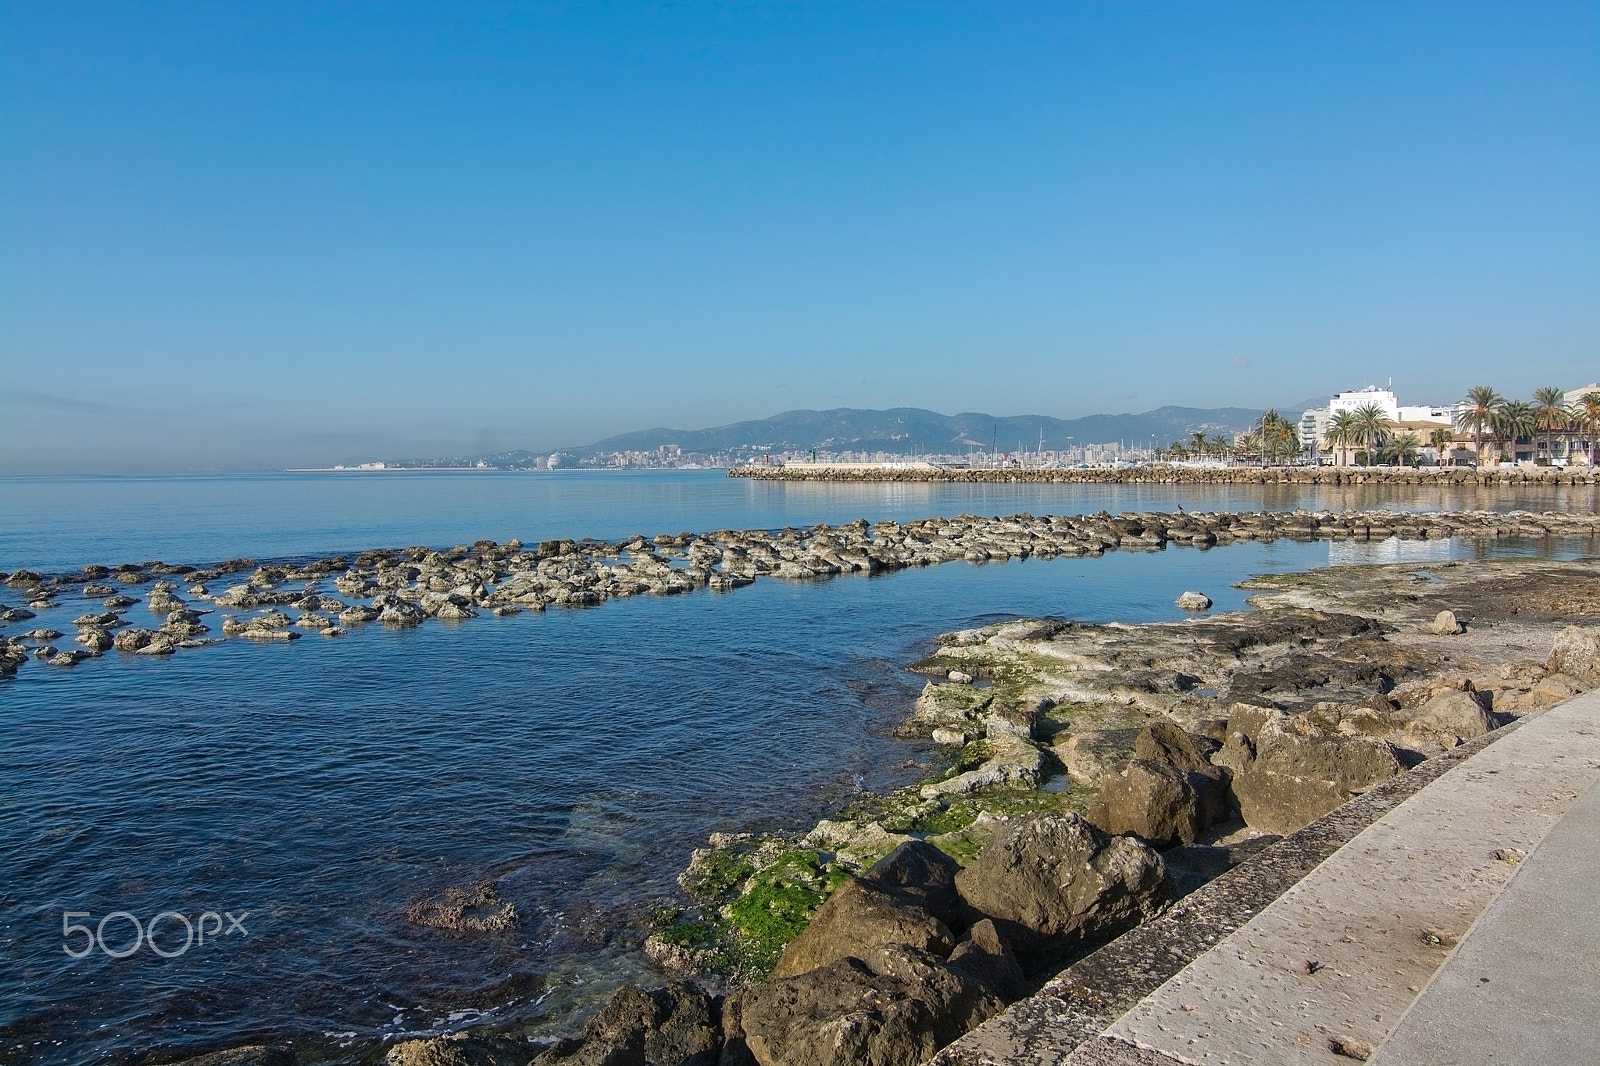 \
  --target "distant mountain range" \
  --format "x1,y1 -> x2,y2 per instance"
565,403 -> 1325,458
348,402 -> 1329,468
